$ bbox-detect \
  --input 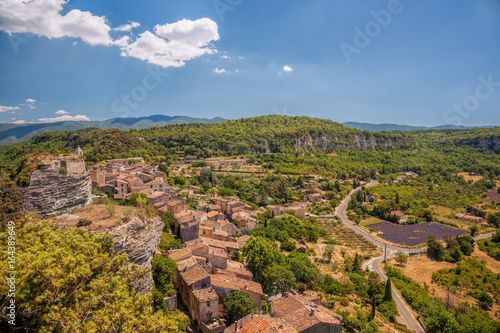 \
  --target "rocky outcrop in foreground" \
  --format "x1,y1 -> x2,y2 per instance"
109,216 -> 164,293
24,169 -> 92,216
